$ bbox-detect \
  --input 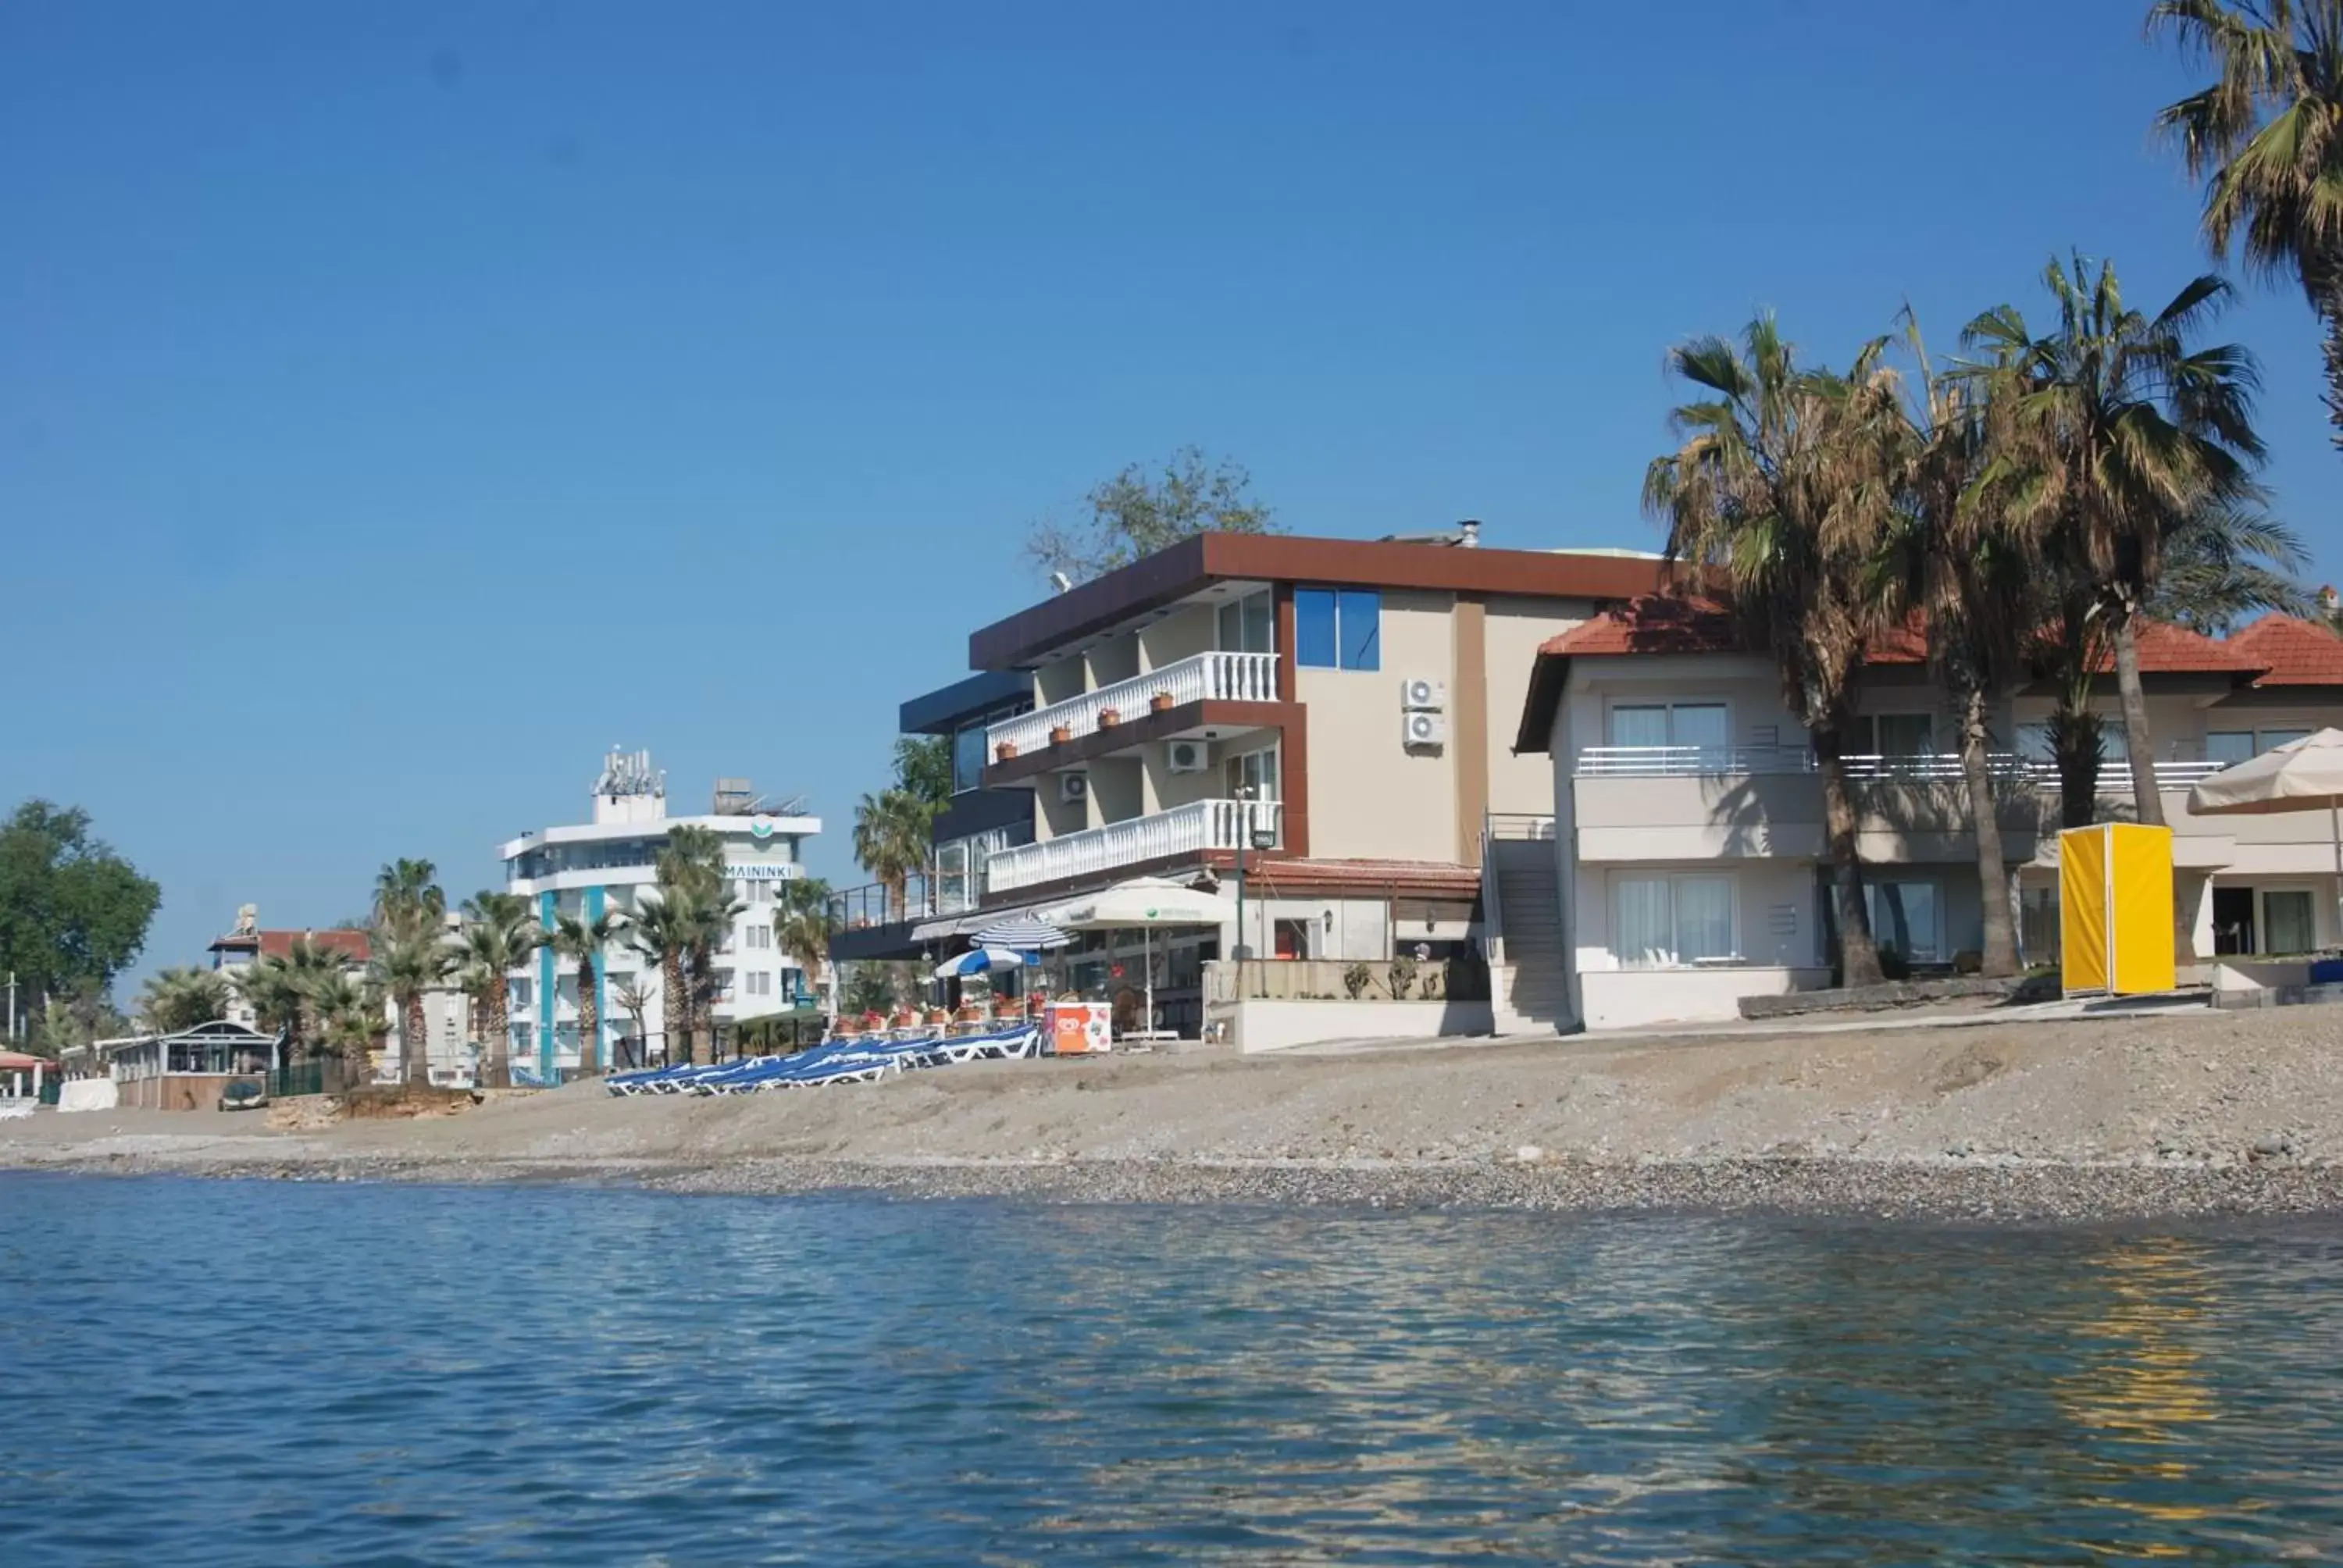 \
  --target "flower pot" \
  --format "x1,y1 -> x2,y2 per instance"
995,740 -> 1018,762
1149,692 -> 1175,714
925,1008 -> 952,1027
1097,707 -> 1121,730
953,1005 -> 982,1024
1049,725 -> 1073,746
